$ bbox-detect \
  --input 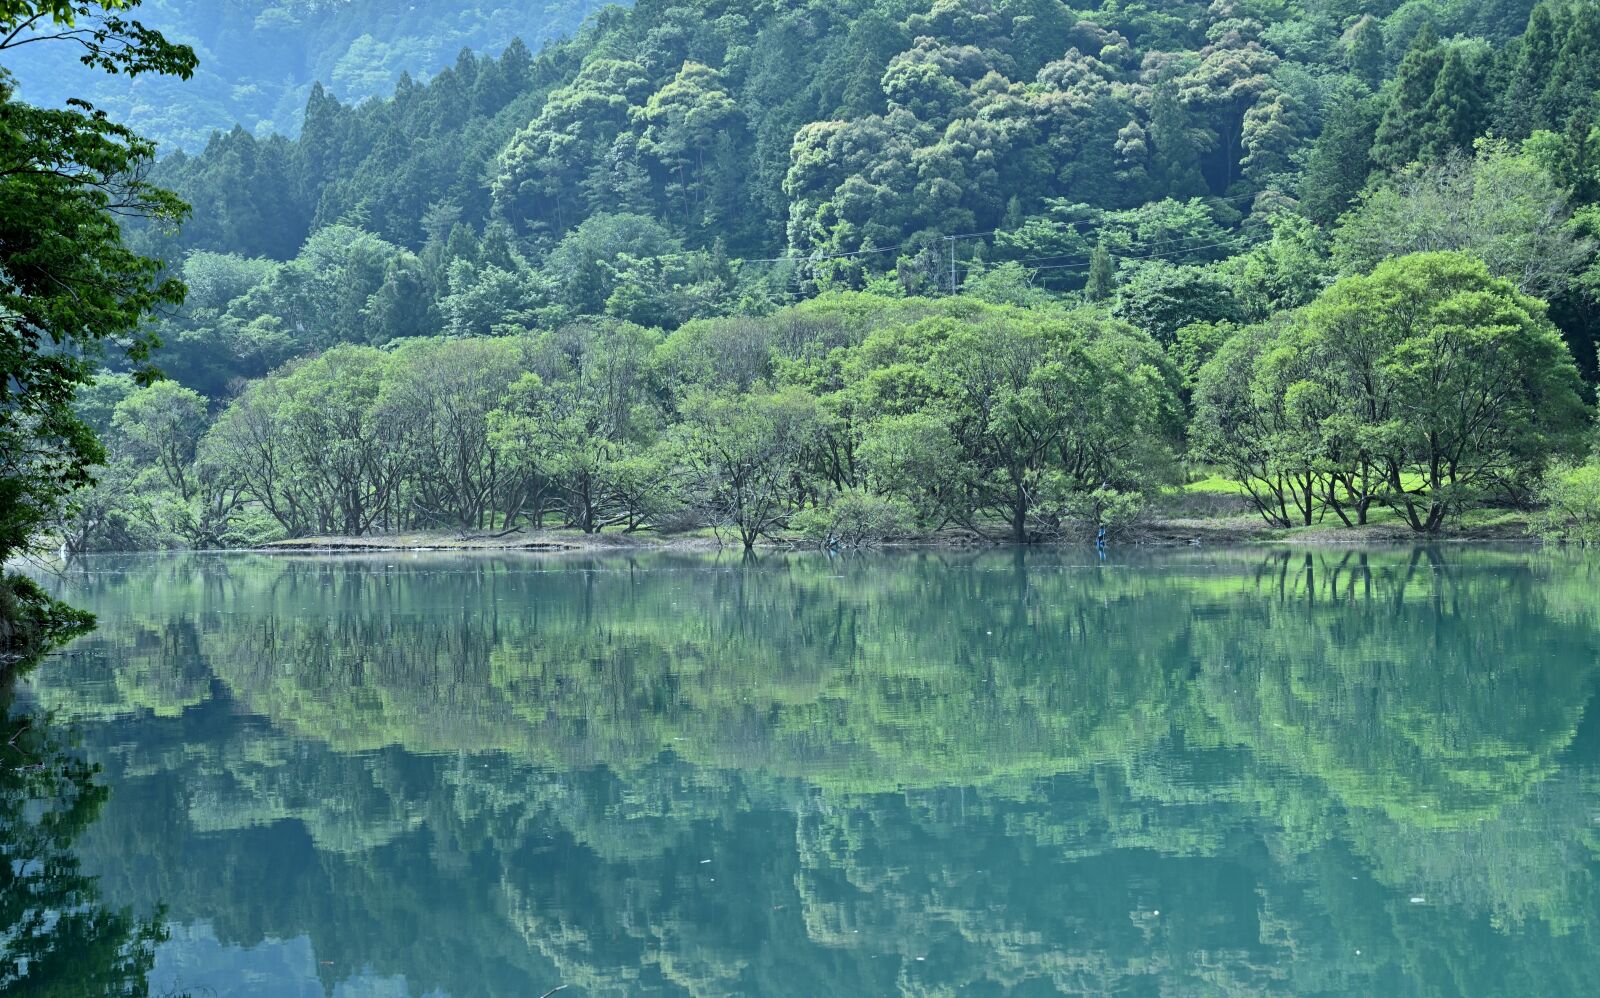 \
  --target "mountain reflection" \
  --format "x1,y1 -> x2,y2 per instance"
25,548 -> 1600,996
